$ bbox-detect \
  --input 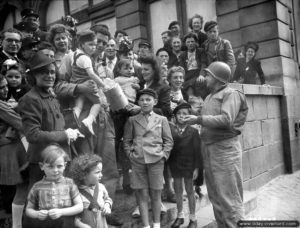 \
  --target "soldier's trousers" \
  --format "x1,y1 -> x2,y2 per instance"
202,137 -> 244,228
